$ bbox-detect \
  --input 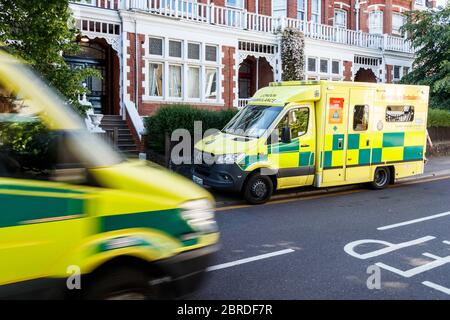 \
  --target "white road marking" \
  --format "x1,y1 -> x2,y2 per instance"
377,211 -> 450,231
207,249 -> 295,272
422,281 -> 450,296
